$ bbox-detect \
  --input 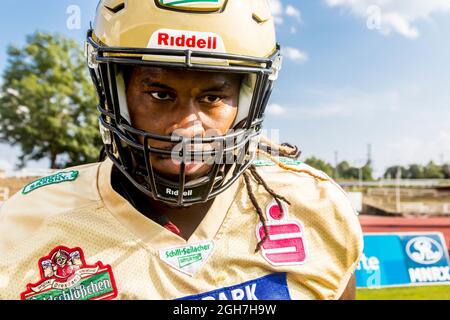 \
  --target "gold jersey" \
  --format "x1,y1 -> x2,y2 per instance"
0,157 -> 363,300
